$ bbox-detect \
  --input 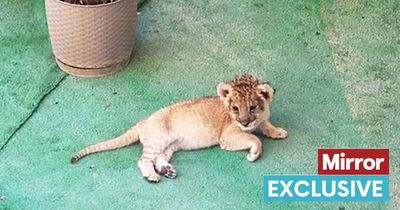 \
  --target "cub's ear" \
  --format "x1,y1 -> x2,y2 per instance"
217,82 -> 232,99
257,83 -> 275,101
